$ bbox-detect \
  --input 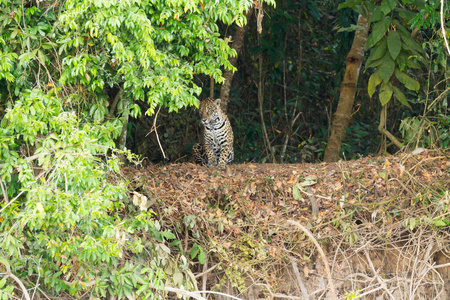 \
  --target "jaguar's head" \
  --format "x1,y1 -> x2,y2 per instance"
197,98 -> 222,126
